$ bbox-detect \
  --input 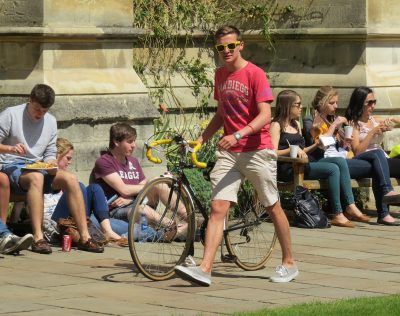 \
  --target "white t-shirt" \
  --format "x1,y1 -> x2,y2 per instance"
43,191 -> 63,219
